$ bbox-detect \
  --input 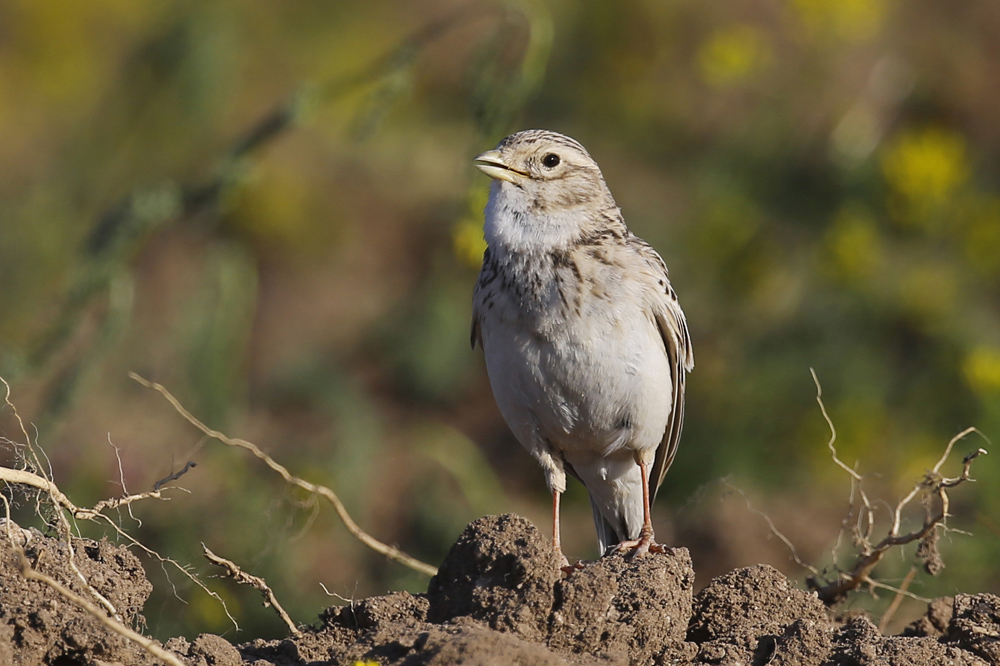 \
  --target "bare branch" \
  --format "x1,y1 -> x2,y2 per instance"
1,461 -> 239,628
131,372 -> 438,577
108,436 -> 143,527
1,379 -> 240,630
202,544 -> 301,637
808,437 -> 987,605
804,370 -> 990,605
1,378 -> 32,448
810,368 -> 861,482
810,369 -> 878,565
0,466 -> 171,522
864,575 -> 930,605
